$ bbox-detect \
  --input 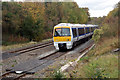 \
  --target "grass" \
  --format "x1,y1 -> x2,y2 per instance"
66,53 -> 118,78
89,37 -> 118,56
52,70 -> 65,79
80,56 -> 89,61
2,41 -> 37,51
2,38 -> 52,51
0,63 -> 3,66
64,37 -> 118,78
81,54 -> 118,78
